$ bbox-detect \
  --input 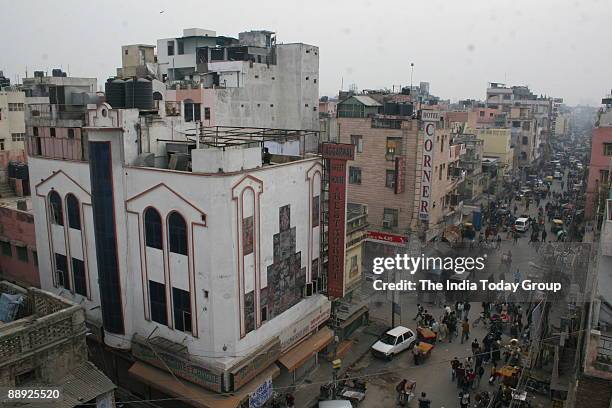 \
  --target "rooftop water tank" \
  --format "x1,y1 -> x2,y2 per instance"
125,78 -> 153,110
105,78 -> 125,108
